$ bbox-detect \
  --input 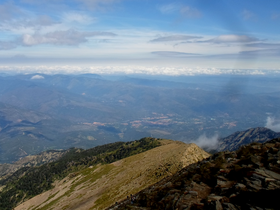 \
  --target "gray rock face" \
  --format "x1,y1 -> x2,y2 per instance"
110,138 -> 280,210
217,127 -> 280,152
